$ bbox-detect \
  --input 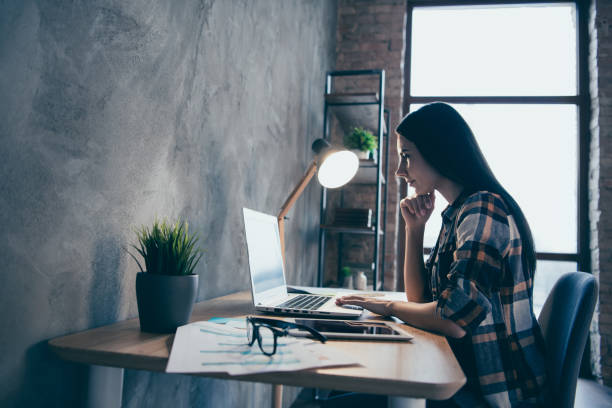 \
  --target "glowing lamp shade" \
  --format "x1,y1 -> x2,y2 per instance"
277,139 -> 358,271
317,150 -> 359,188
